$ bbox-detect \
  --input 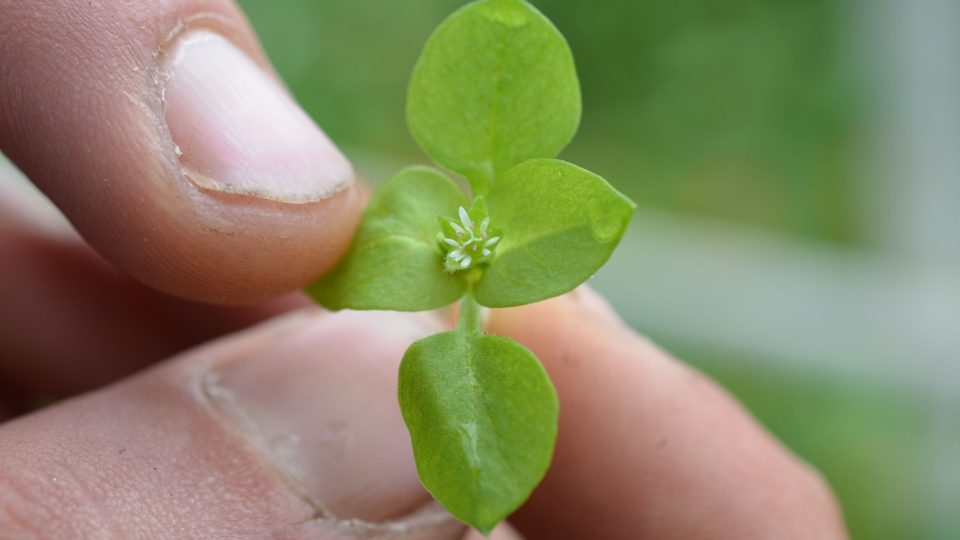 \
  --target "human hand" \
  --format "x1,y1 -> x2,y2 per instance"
0,1 -> 848,538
